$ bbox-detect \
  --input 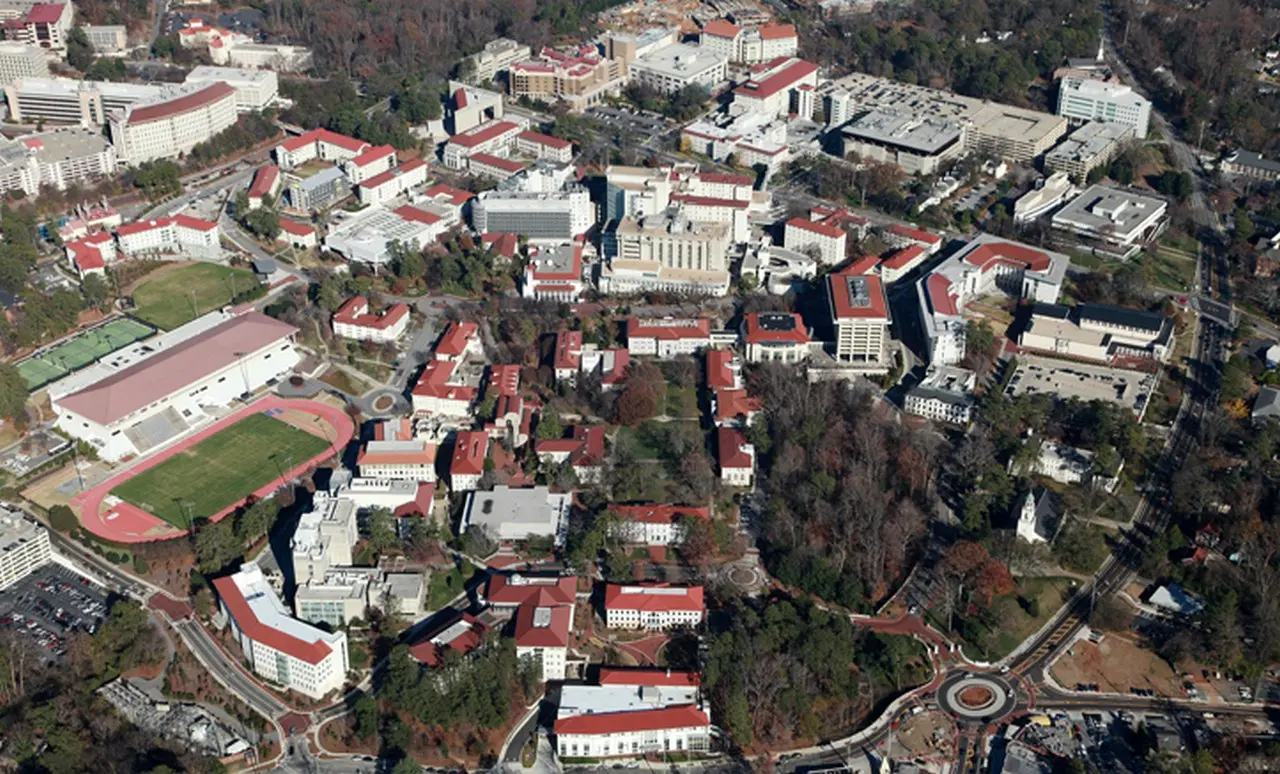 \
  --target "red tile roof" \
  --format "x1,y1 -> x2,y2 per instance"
469,152 -> 526,174
57,313 -> 297,426
357,442 -> 436,467
705,349 -> 737,390
845,254 -> 881,276
881,244 -> 927,270
348,144 -> 395,168
717,427 -> 754,470
609,505 -> 710,525
485,573 -> 576,607
517,130 -> 572,150
926,273 -> 960,316
24,3 -> 64,23
394,205 -> 443,225
787,216 -> 845,240
408,612 -> 487,666
453,88 -> 468,110
411,358 -> 477,401
278,218 -> 315,237
424,183 -> 475,207
173,213 -> 218,232
555,705 -> 710,736
529,245 -> 583,281
334,296 -> 410,331
212,574 -> 333,664
887,223 -> 943,245
358,158 -> 427,190
962,240 -> 1052,272
124,82 -> 235,125
448,120 -> 520,149
373,418 -> 414,441
314,128 -> 370,154
702,18 -> 740,38
715,389 -> 761,424
512,597 -> 571,648
435,321 -> 478,357
743,311 -> 809,345
604,583 -> 705,613
695,172 -> 754,186
488,364 -> 521,398
672,193 -> 749,209
597,667 -> 701,686
734,59 -> 817,100
248,165 -> 280,199
626,318 -> 712,341
554,330 -> 583,371
827,272 -> 889,320
535,425 -> 605,468
482,232 -> 519,259
115,217 -> 172,236
758,23 -> 797,40
451,430 -> 489,476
